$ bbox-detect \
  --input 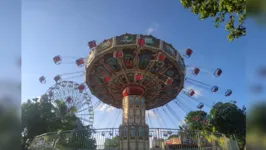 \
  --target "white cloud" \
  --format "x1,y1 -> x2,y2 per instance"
146,28 -> 154,34
145,22 -> 159,35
